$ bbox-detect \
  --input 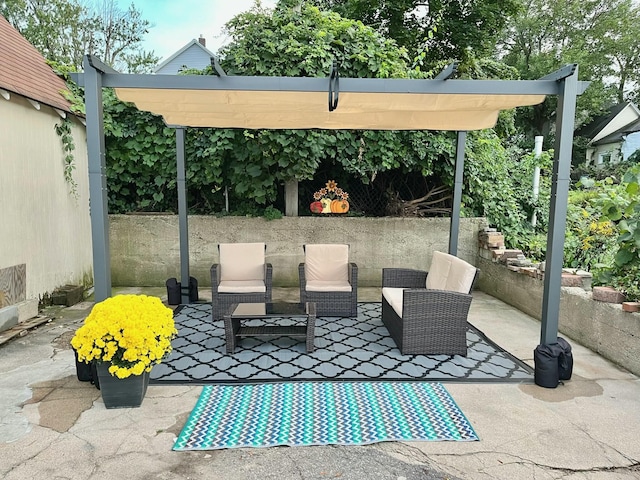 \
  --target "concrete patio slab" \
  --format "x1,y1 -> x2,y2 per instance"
0,288 -> 638,479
